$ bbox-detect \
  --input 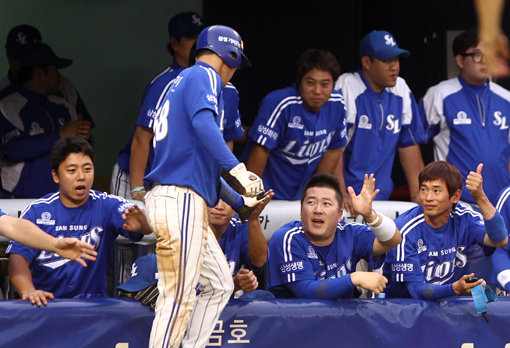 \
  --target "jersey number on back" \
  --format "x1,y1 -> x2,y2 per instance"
153,100 -> 169,147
